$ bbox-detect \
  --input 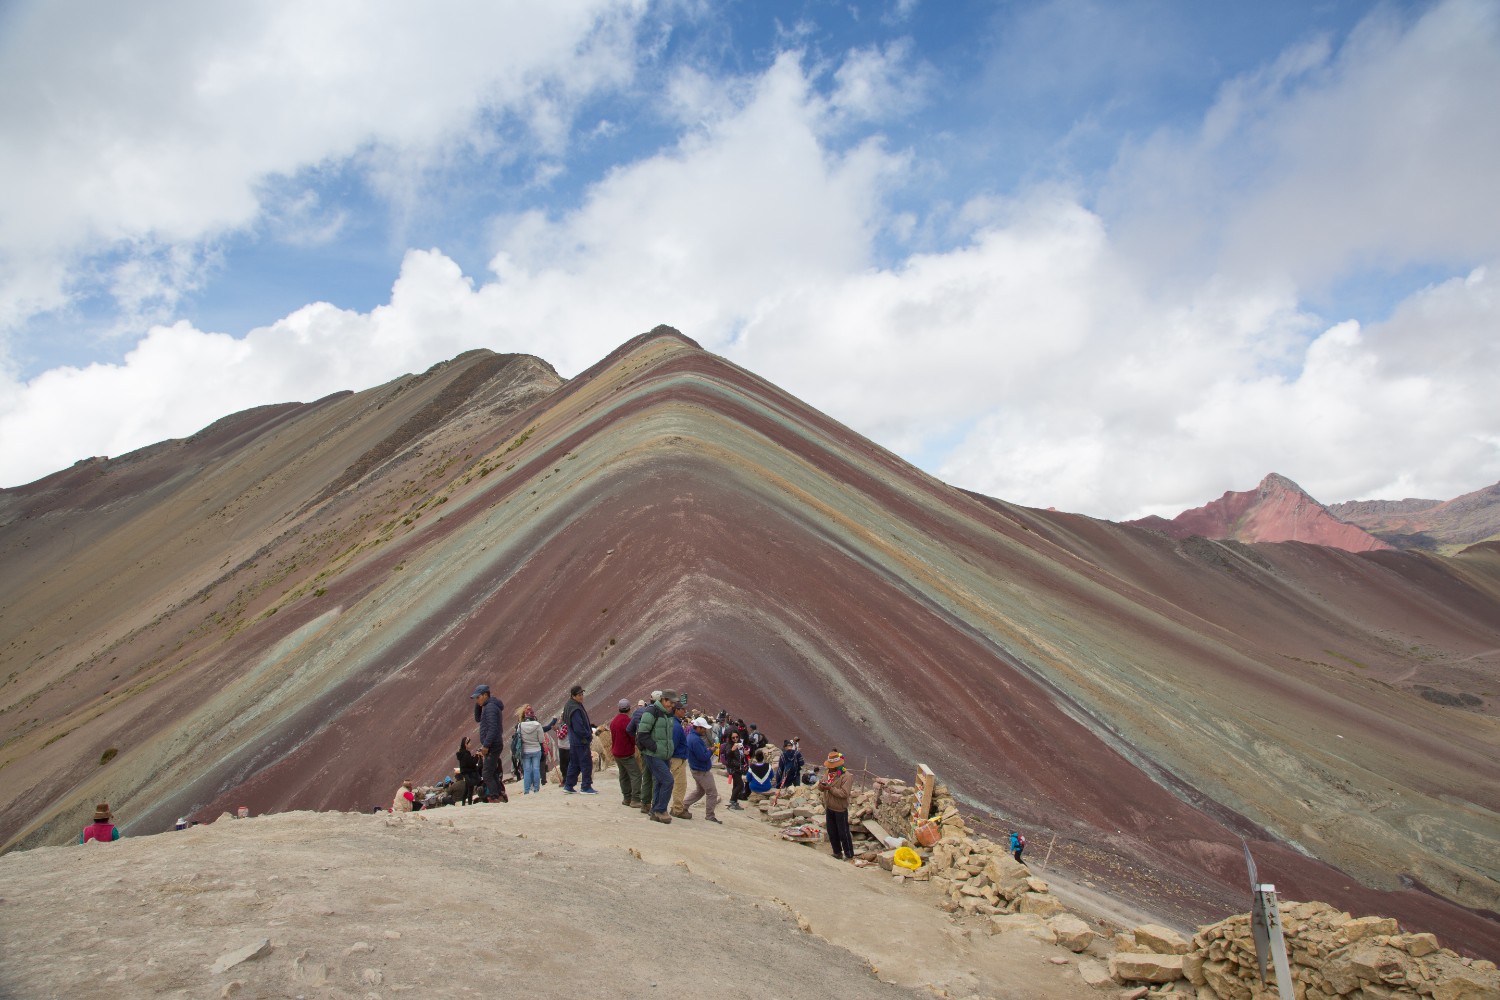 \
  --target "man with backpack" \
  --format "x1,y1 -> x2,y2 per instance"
634,690 -> 679,823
